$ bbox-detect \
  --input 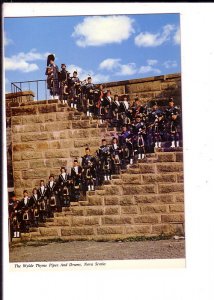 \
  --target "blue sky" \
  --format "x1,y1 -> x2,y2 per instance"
4,14 -> 180,96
